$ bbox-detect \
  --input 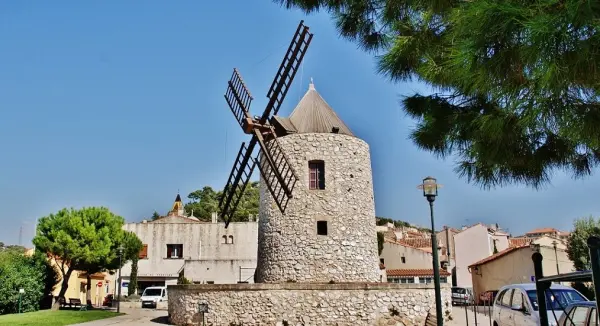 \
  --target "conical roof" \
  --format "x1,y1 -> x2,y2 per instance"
285,80 -> 354,136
